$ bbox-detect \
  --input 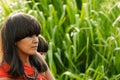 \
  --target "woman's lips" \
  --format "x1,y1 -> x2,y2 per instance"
31,46 -> 38,50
